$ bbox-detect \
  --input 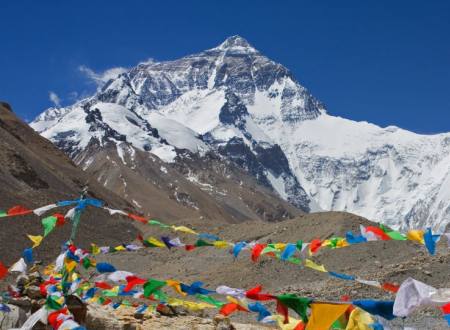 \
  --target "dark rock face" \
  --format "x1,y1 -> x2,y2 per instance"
219,91 -> 248,129
218,137 -> 271,188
